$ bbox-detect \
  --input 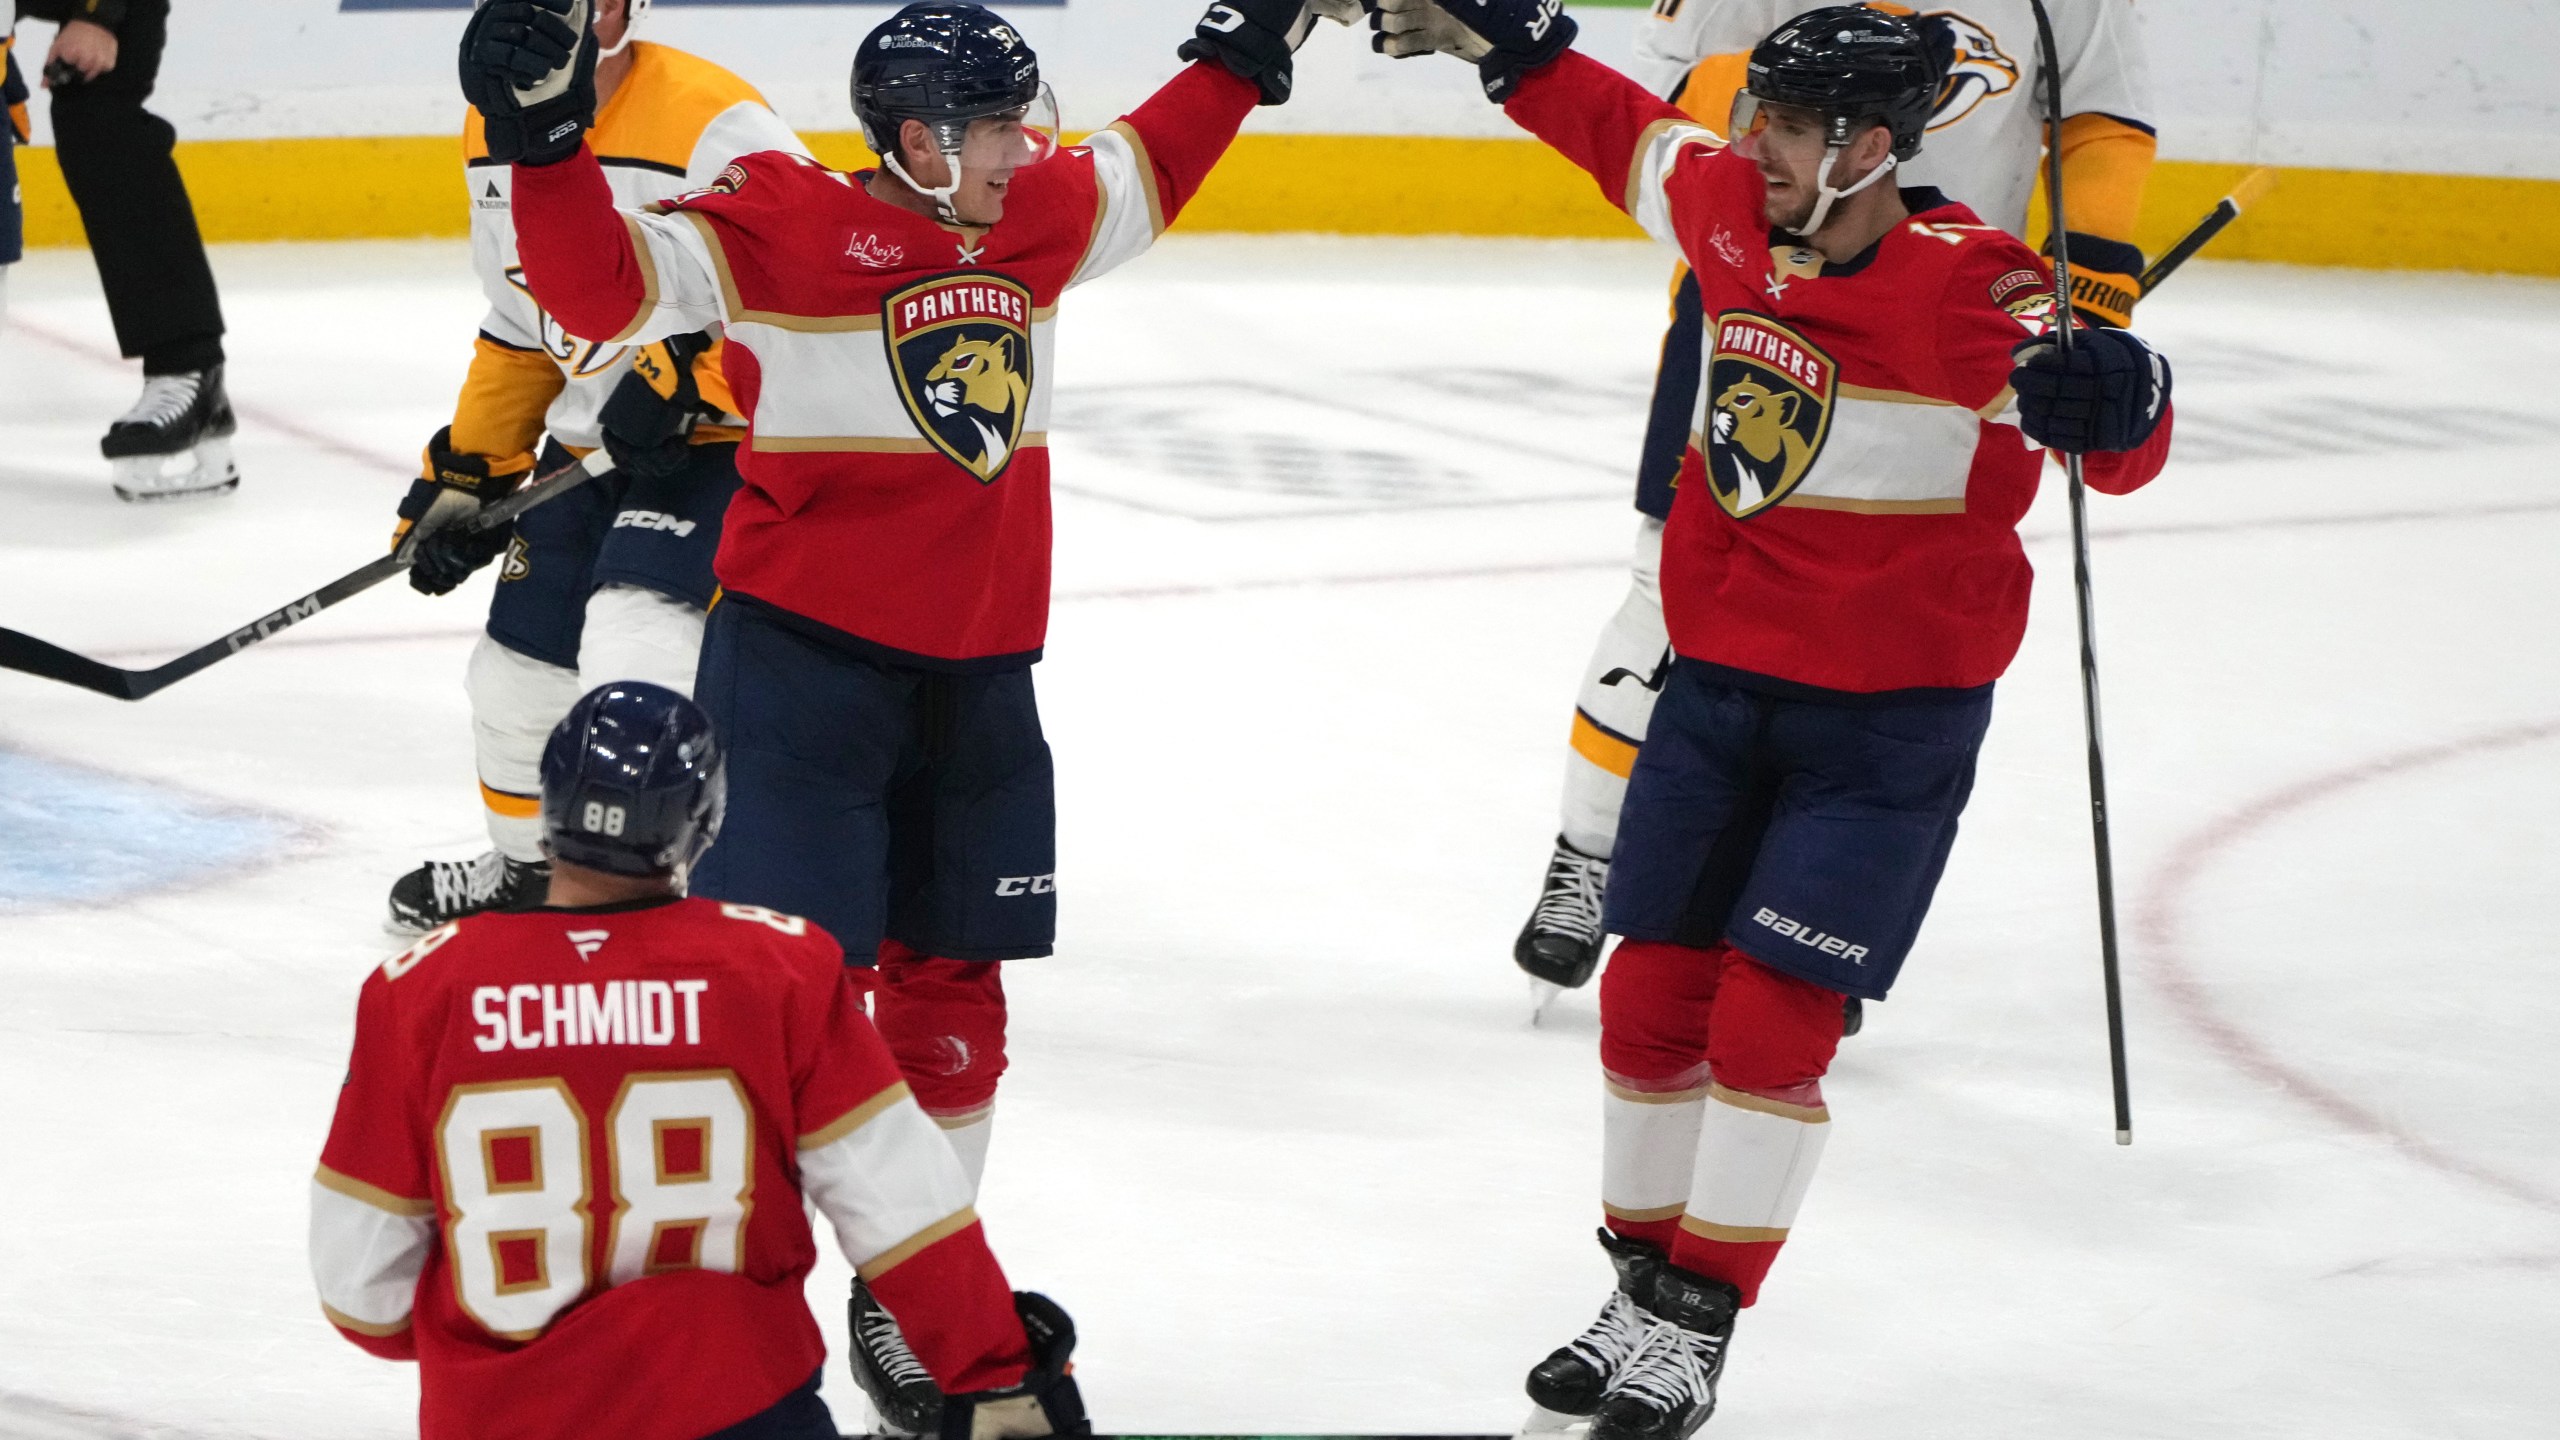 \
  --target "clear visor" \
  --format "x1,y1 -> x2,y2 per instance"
955,84 -> 1062,170
1726,92 -> 1831,160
